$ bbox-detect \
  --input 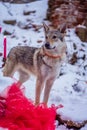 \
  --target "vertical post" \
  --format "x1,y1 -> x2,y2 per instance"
3,36 -> 7,61
0,27 -> 2,33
